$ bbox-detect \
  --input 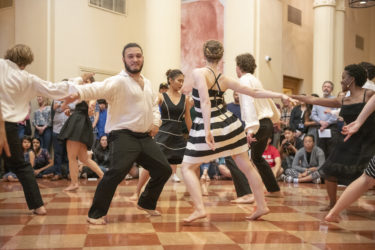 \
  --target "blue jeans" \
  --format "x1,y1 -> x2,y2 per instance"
48,132 -> 68,176
35,127 -> 52,151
